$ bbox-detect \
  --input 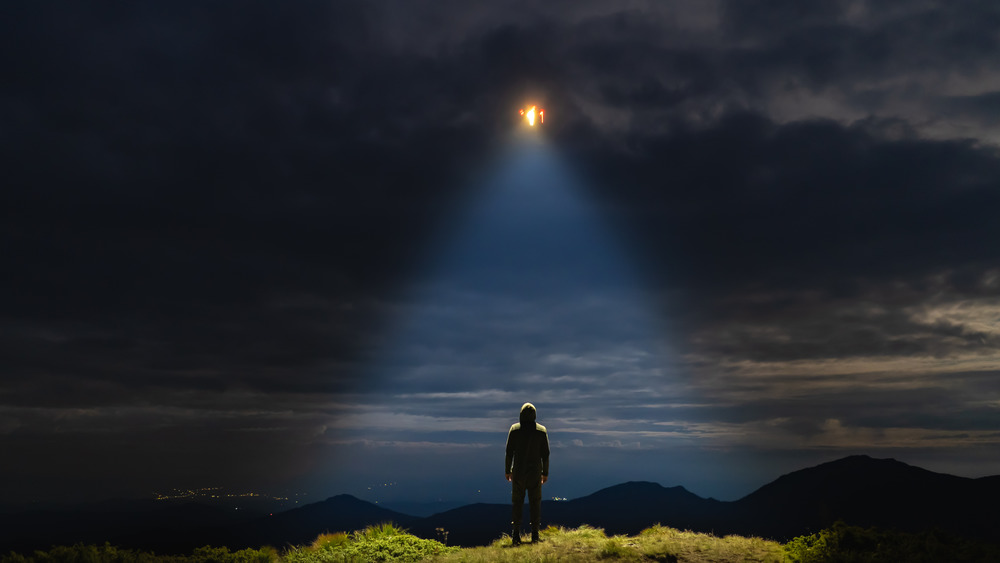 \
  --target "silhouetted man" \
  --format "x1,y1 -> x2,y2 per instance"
505,402 -> 549,545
